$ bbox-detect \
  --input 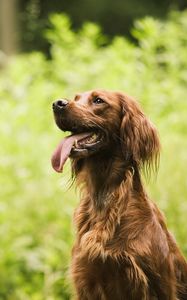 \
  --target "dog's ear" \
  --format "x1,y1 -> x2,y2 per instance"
119,93 -> 160,172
